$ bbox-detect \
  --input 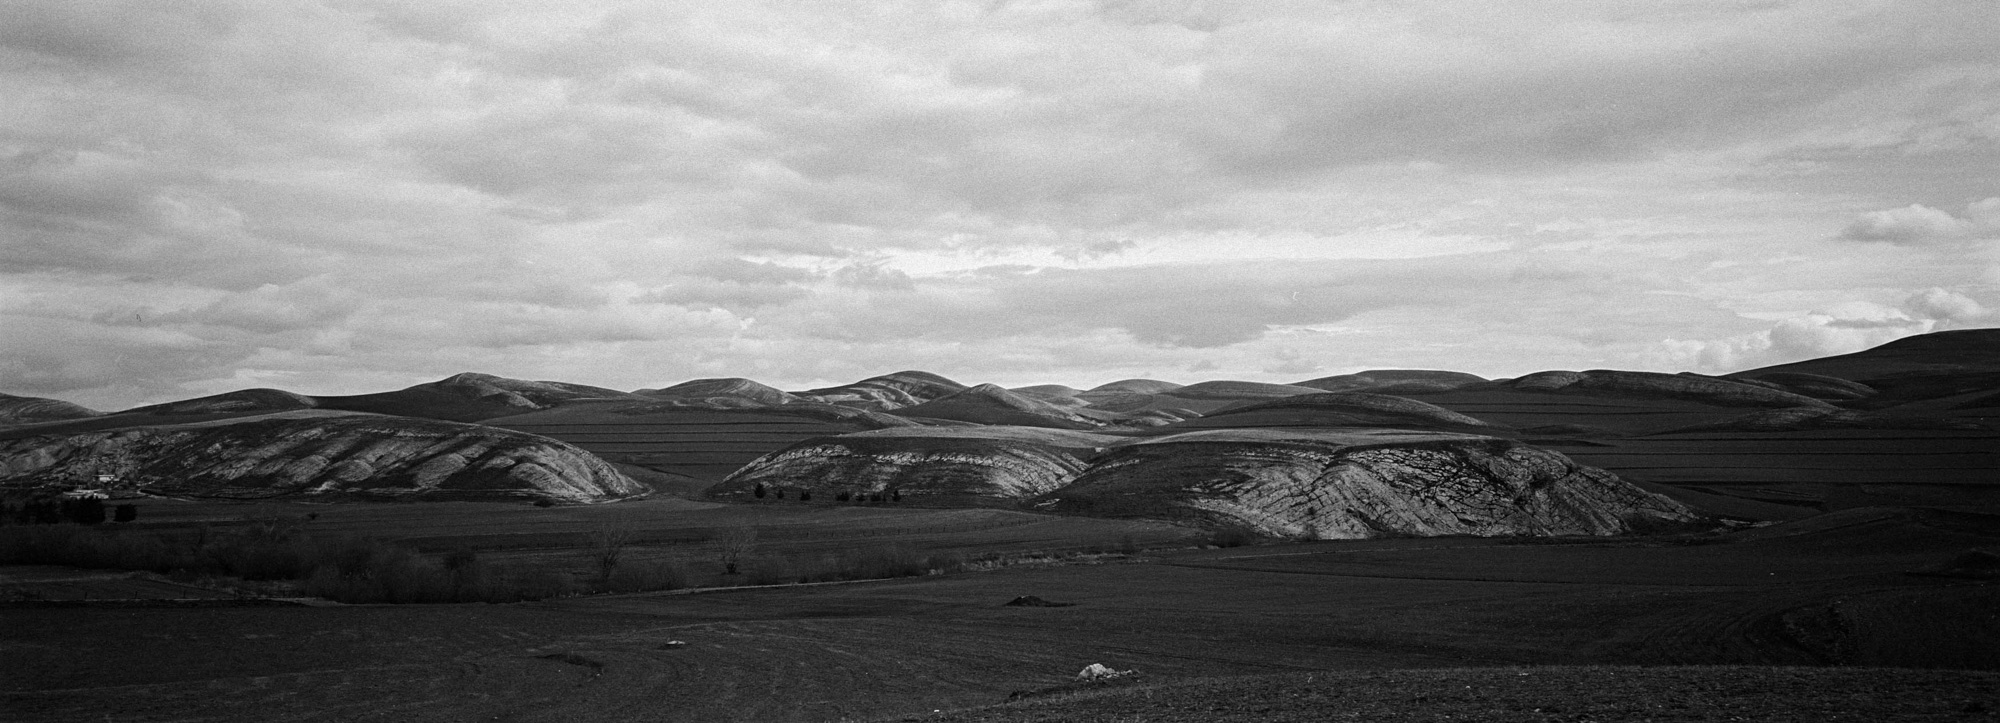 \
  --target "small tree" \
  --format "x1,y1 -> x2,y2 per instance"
590,516 -> 641,587
774,488 -> 785,500
113,504 -> 138,523
798,489 -> 812,502
753,483 -> 767,499
835,491 -> 850,502
714,526 -> 757,575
